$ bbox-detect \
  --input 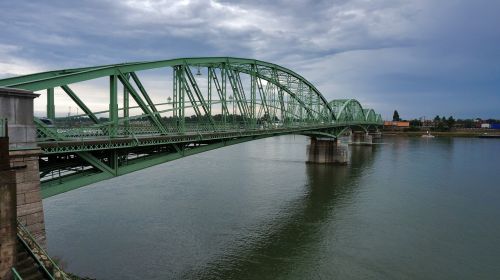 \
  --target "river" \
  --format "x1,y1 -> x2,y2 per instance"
44,135 -> 500,279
